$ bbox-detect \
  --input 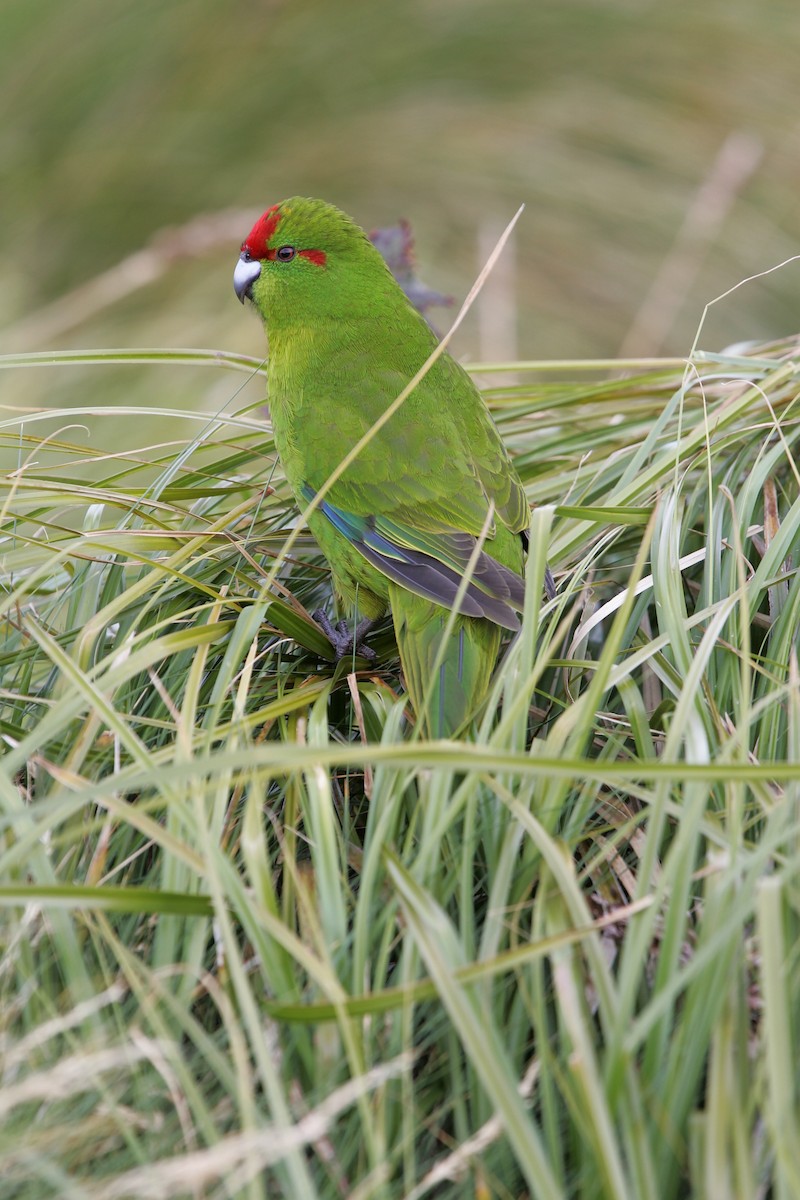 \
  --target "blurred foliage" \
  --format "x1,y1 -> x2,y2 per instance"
4,6 -> 800,1187
3,0 -> 800,386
